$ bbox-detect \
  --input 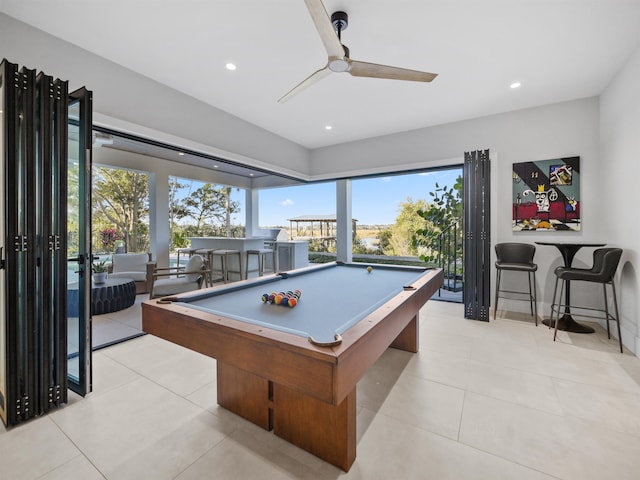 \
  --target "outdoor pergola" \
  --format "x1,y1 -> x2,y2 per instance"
287,214 -> 358,248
